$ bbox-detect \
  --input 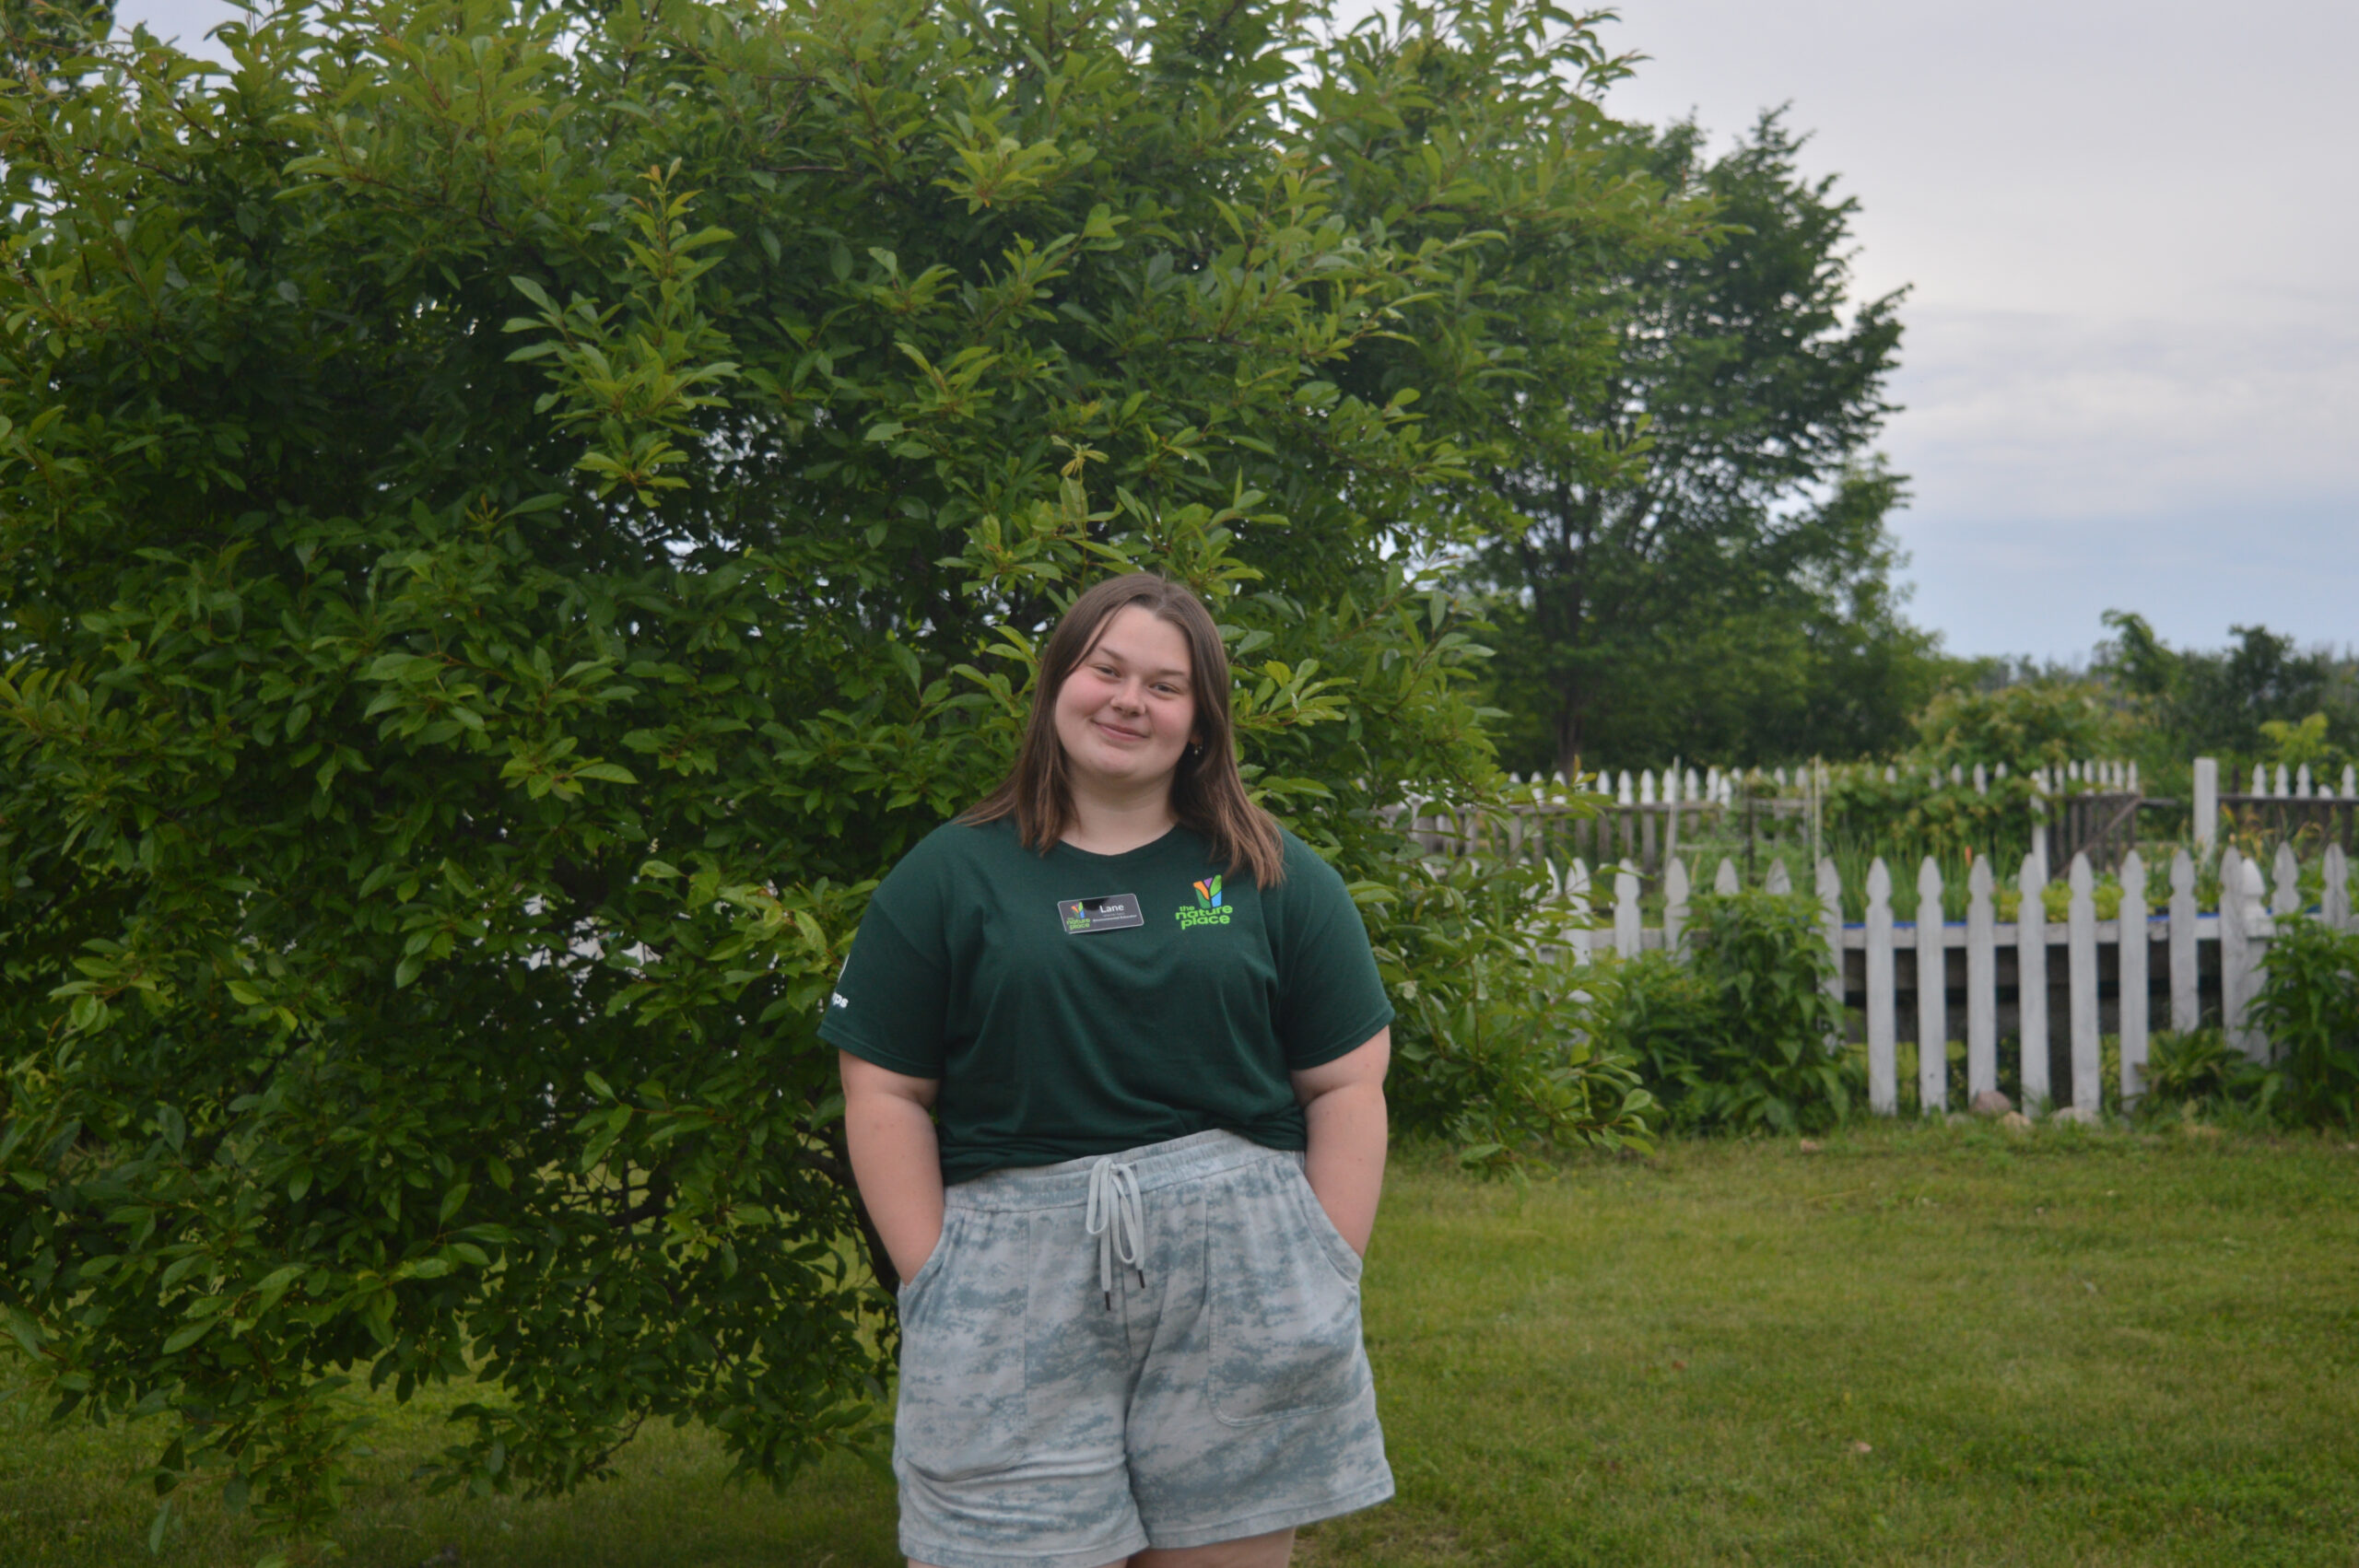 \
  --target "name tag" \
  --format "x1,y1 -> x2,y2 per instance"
1061,894 -> 1144,934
